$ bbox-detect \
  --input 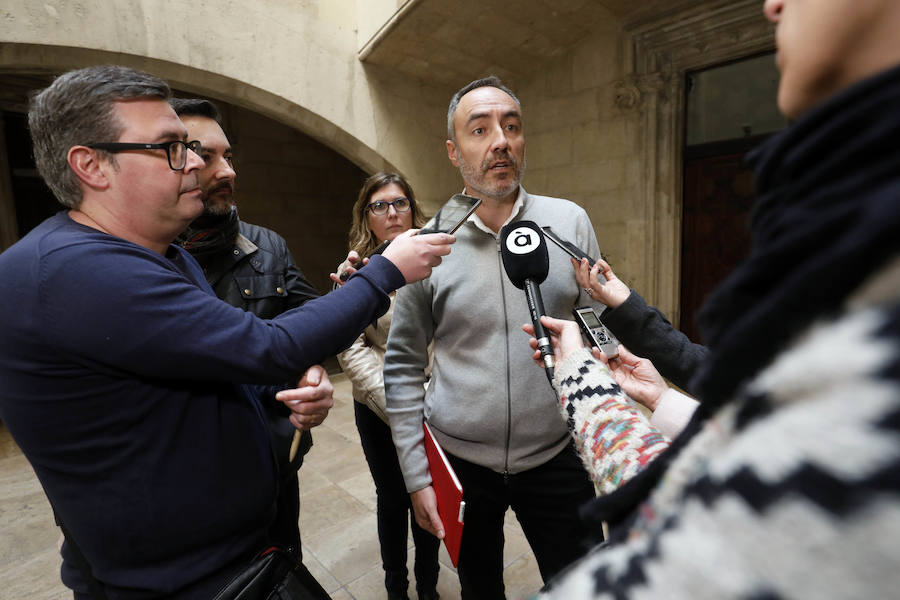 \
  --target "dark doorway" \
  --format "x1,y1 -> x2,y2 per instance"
0,73 -> 59,249
680,138 -> 760,342
3,111 -> 60,237
680,53 -> 785,343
